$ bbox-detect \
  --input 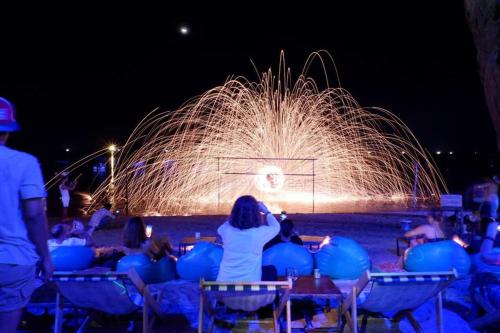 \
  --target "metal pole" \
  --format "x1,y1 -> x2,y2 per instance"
217,157 -> 220,214
110,149 -> 115,206
312,159 -> 315,213
412,162 -> 419,209
125,169 -> 129,216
